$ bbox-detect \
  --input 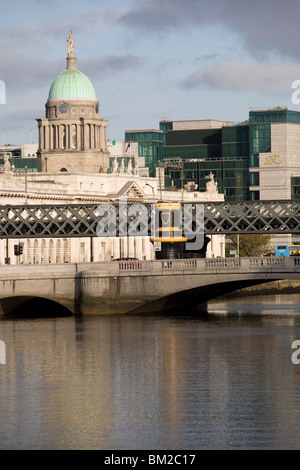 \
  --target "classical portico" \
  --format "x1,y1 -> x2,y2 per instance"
37,31 -> 110,174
